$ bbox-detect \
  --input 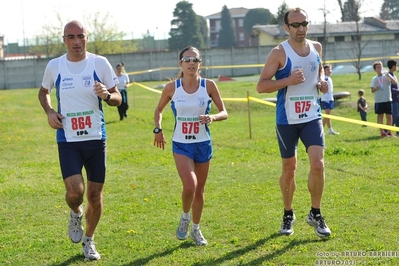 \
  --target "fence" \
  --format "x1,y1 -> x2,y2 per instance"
1,39 -> 399,89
